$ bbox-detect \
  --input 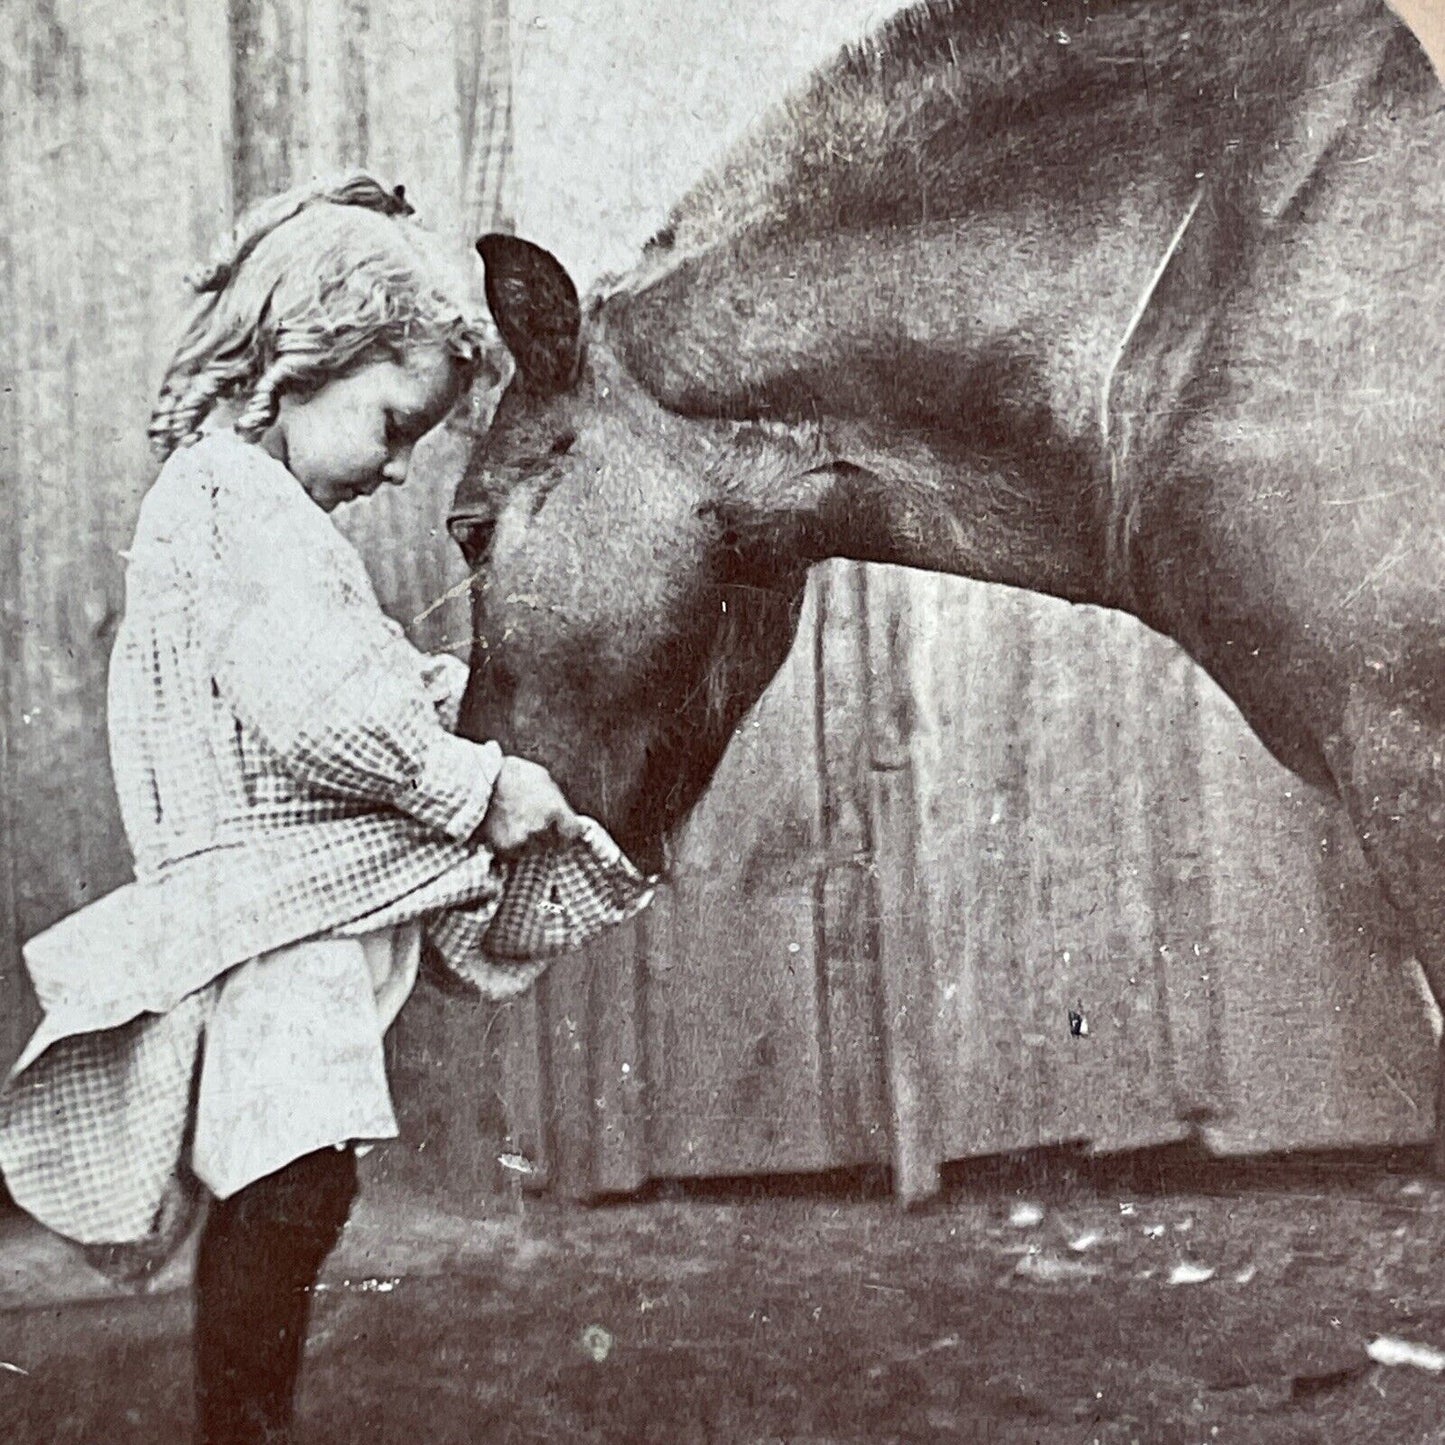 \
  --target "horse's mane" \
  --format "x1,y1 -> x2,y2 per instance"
641,0 -> 1172,258
828,0 -> 1128,94
618,0 -> 1401,598
639,0 -> 1377,262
